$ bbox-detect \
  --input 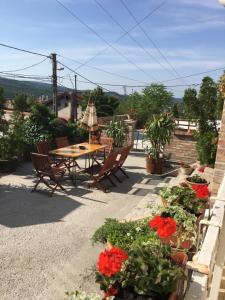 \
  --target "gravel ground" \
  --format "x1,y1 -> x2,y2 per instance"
0,150 -> 161,300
